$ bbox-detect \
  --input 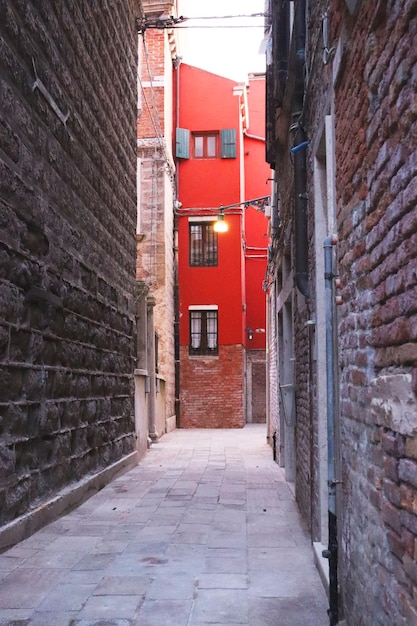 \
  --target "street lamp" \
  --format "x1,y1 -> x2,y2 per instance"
213,196 -> 271,233
213,209 -> 228,233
